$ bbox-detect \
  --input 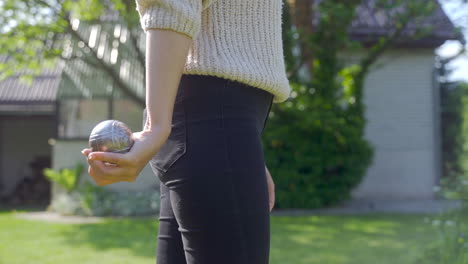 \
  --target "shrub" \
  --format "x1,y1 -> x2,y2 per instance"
47,182 -> 160,217
415,211 -> 467,264
77,182 -> 160,217
43,164 -> 160,216
43,163 -> 84,192
263,83 -> 374,208
415,82 -> 468,263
